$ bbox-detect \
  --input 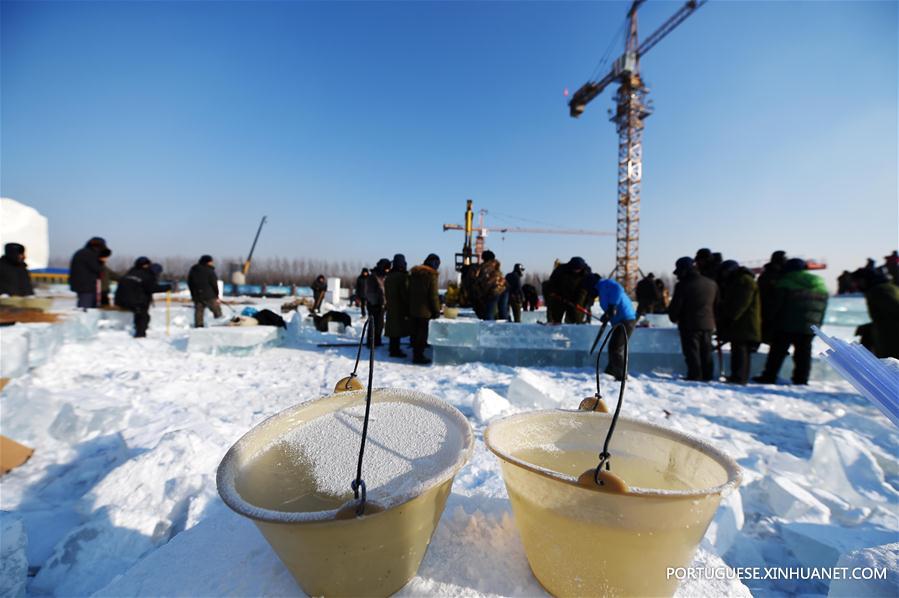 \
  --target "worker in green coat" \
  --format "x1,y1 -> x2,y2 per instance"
384,254 -> 410,358
853,269 -> 899,359
755,259 -> 828,385
716,261 -> 761,384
